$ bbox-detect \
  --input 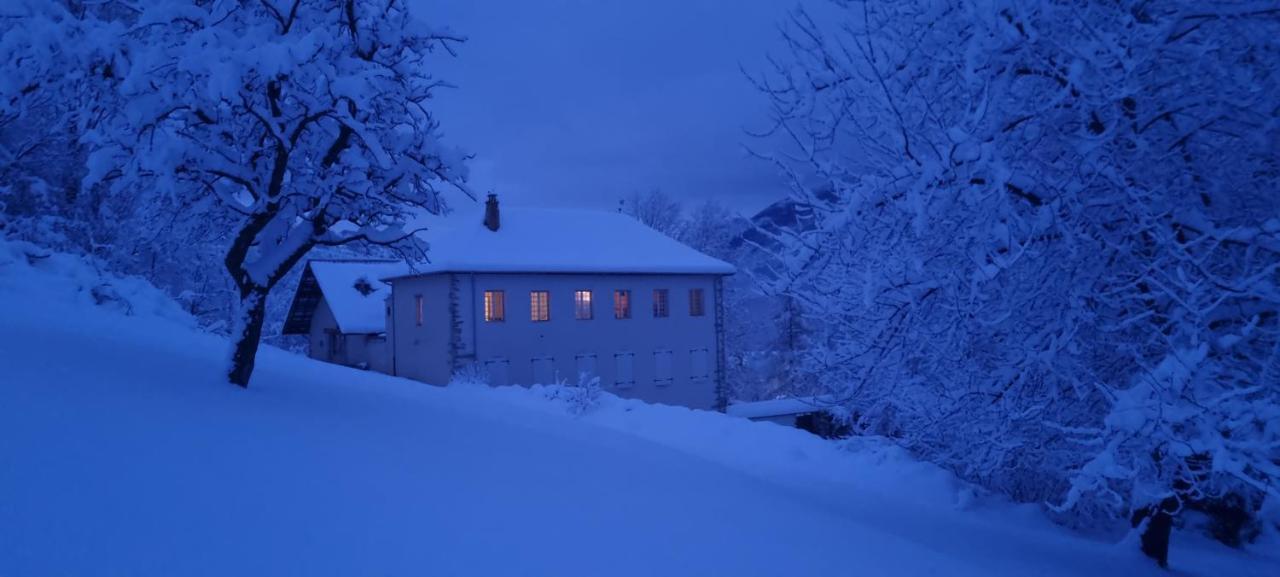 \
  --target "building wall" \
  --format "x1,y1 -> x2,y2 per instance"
391,272 -> 723,410
307,297 -> 392,372
363,335 -> 393,374
308,299 -> 339,363
389,274 -> 454,384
